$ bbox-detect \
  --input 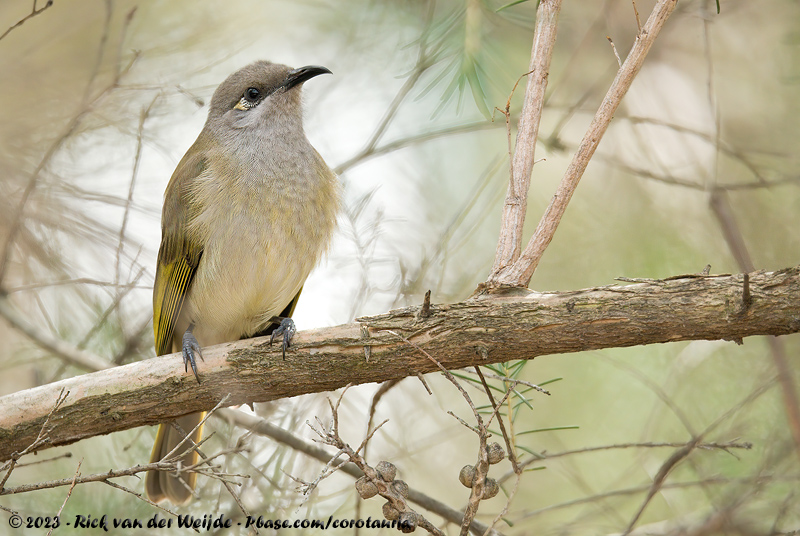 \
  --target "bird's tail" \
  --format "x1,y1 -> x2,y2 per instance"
145,412 -> 206,505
